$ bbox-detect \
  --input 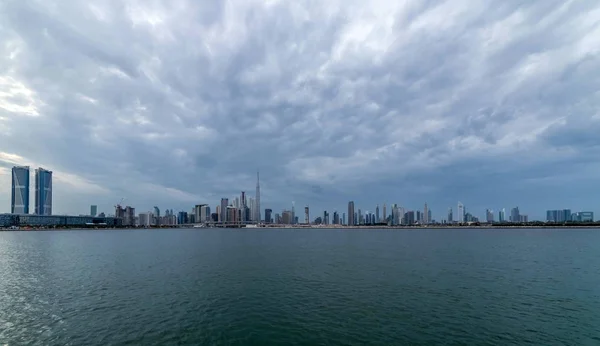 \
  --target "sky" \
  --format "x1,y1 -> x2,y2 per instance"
0,0 -> 599,221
